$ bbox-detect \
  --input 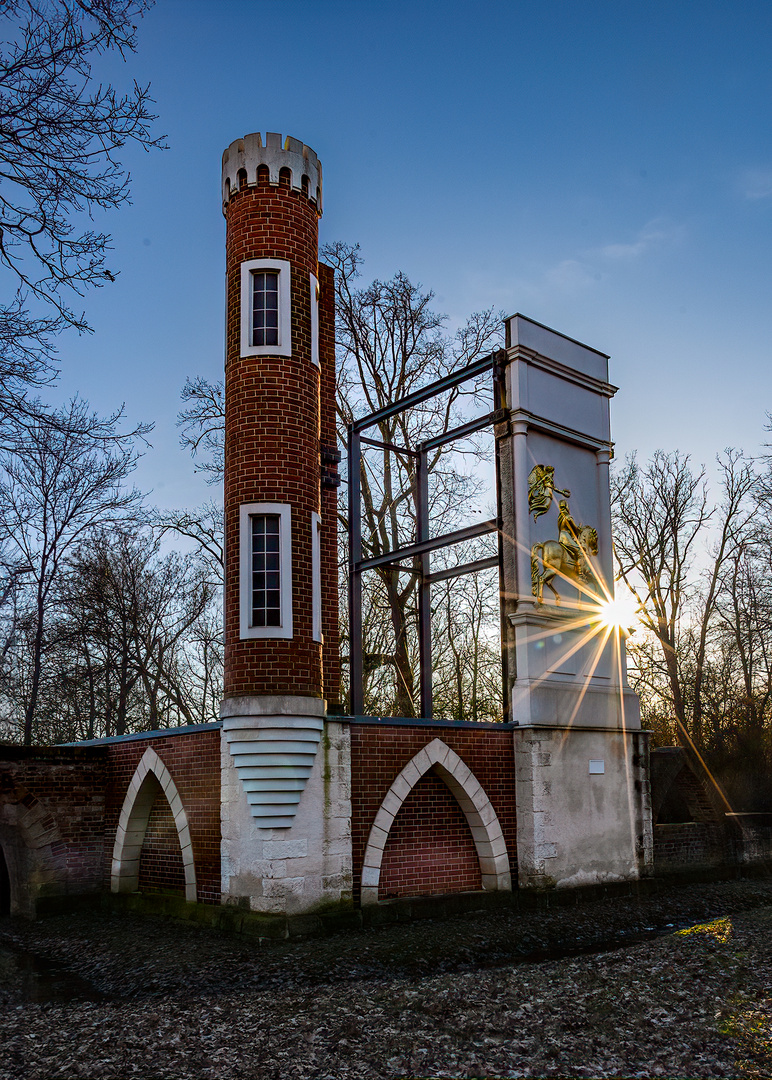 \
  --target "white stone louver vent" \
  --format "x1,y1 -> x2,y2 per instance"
223,713 -> 323,828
